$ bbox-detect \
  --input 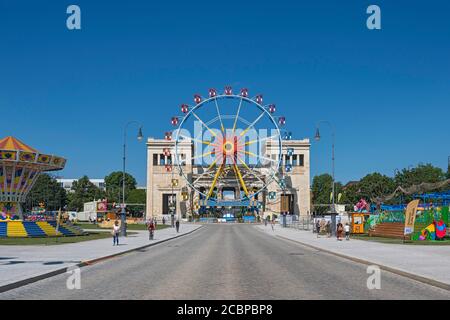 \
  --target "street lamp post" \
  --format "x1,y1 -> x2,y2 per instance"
171,171 -> 175,228
121,121 -> 143,237
314,120 -> 336,236
170,165 -> 177,227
